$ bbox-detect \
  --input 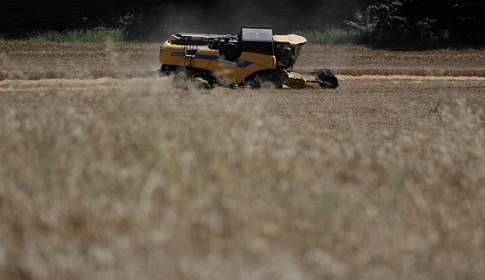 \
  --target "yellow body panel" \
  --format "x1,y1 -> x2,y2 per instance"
159,41 -> 214,70
205,52 -> 276,84
159,40 -> 276,85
